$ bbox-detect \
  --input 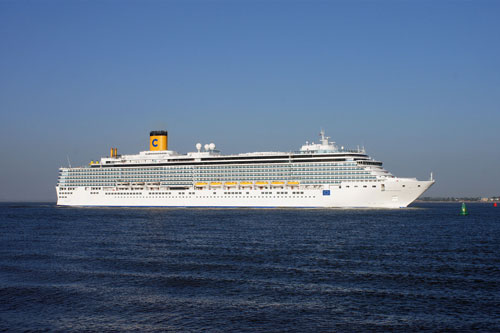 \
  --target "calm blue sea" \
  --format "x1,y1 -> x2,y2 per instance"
0,202 -> 499,332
